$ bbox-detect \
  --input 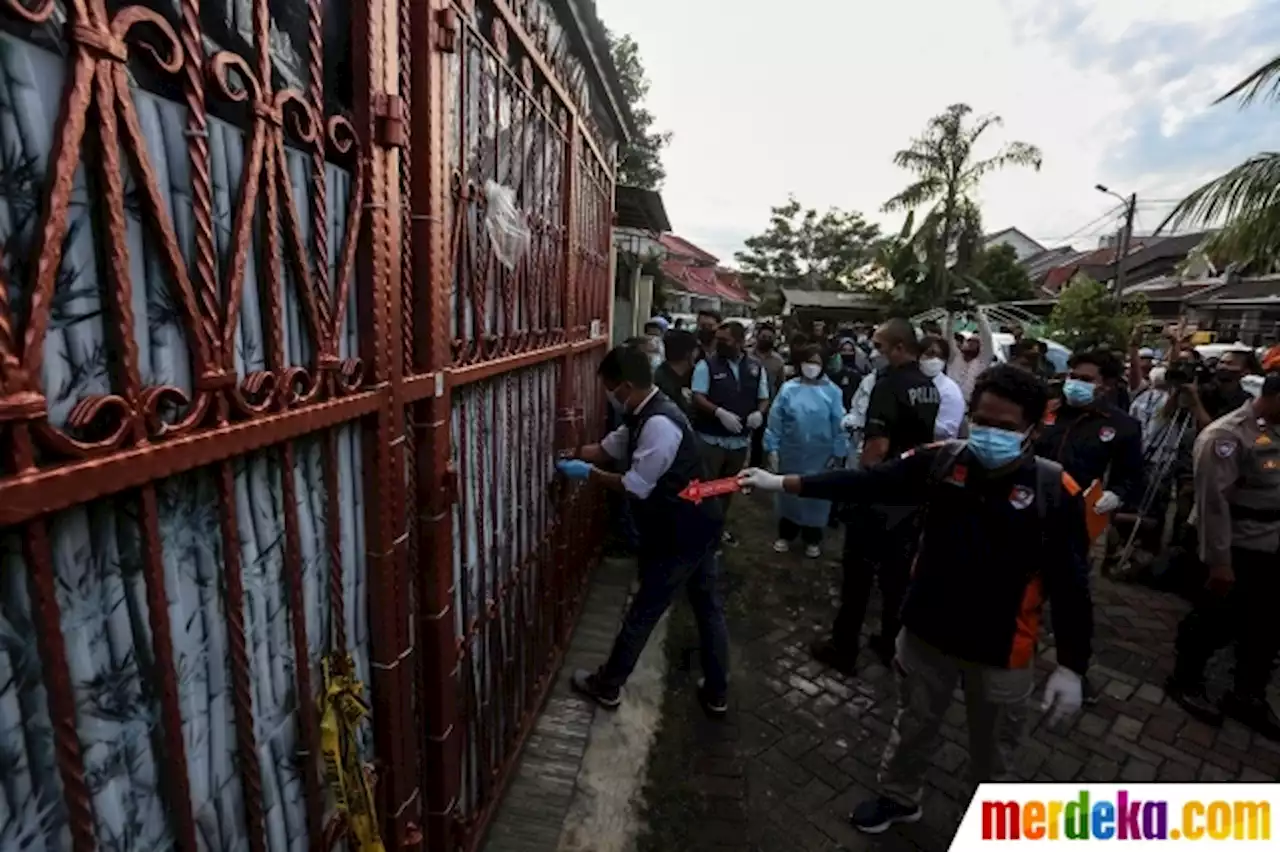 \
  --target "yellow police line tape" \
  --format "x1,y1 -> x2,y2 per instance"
319,655 -> 386,852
